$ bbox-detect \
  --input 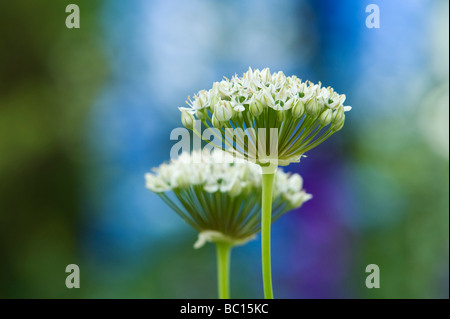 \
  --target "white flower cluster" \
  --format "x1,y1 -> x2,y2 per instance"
145,150 -> 311,208
180,67 -> 351,130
